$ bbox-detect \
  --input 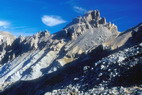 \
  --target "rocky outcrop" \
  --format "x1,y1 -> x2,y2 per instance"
15,30 -> 51,50
0,31 -> 15,64
56,10 -> 119,65
0,30 -> 51,64
104,23 -> 142,50
61,10 -> 118,40
0,31 -> 15,46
